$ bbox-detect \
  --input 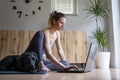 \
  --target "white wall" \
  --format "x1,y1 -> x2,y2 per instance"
0,0 -> 51,30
